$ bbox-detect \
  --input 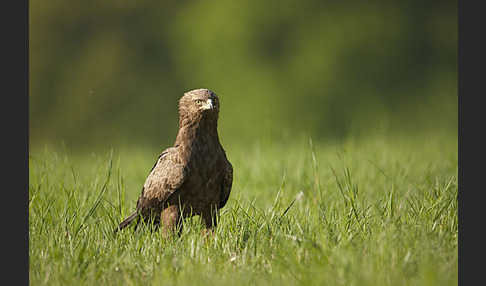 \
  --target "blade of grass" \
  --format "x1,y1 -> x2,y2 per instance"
74,150 -> 113,237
